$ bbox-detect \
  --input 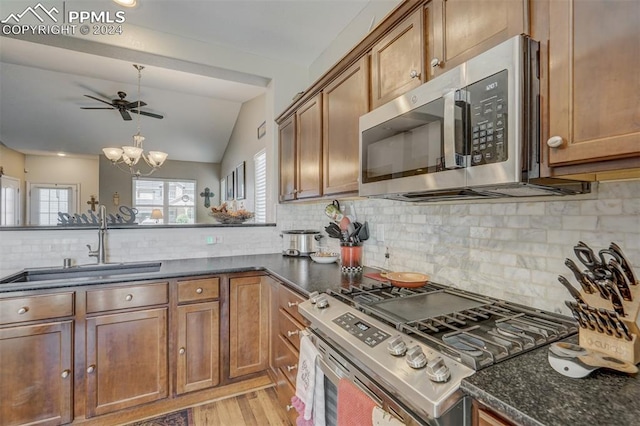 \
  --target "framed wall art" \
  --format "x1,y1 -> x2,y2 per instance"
257,121 -> 266,139
226,172 -> 234,200
235,161 -> 245,200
